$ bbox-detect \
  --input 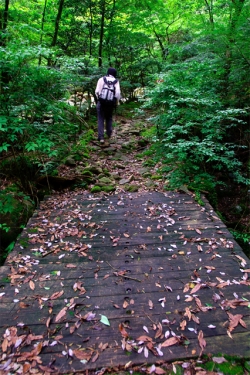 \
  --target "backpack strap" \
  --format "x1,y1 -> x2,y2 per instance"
104,76 -> 117,86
